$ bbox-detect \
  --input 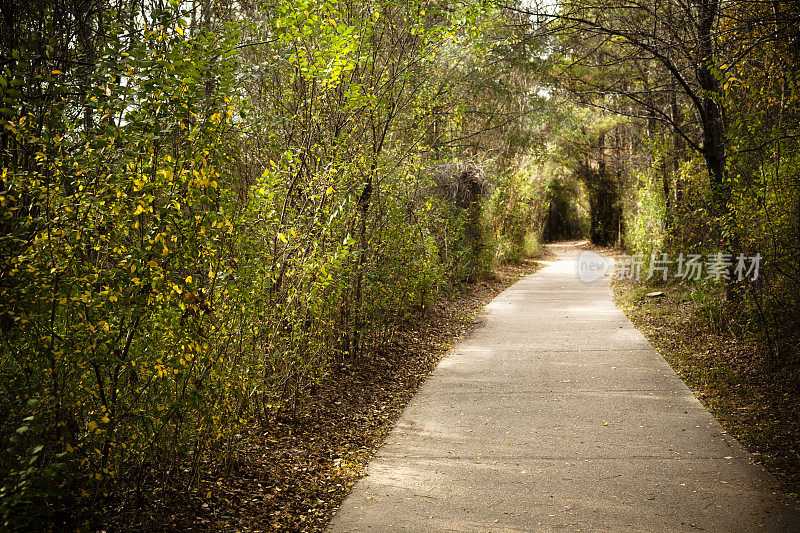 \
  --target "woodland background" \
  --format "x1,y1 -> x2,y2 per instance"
0,0 -> 798,528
